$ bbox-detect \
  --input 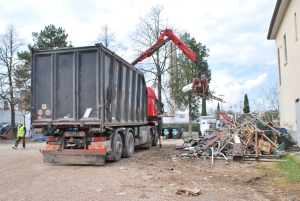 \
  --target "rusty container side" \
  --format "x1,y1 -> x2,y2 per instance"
233,143 -> 244,161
